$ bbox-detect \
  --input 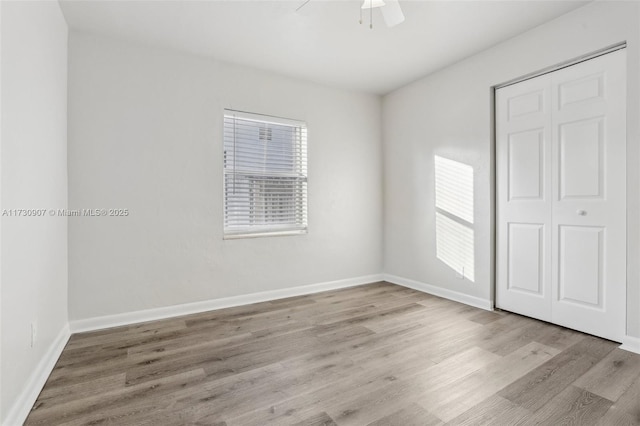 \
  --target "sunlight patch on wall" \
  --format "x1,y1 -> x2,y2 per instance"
434,156 -> 475,282
435,212 -> 475,281
435,156 -> 474,223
